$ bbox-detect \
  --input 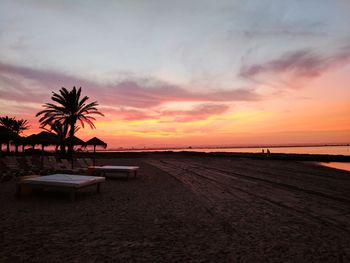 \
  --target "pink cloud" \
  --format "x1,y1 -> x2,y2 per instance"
0,72 -> 47,103
0,62 -> 260,109
100,103 -> 229,123
239,46 -> 350,84
100,106 -> 155,121
160,103 -> 229,122
108,81 -> 259,108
